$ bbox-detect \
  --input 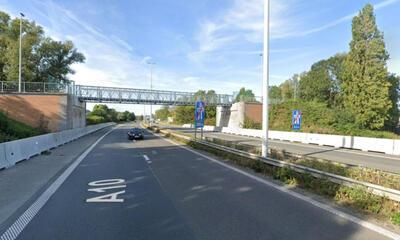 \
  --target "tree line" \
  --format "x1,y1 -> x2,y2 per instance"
0,11 -> 84,84
87,104 -> 136,125
268,4 -> 399,132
